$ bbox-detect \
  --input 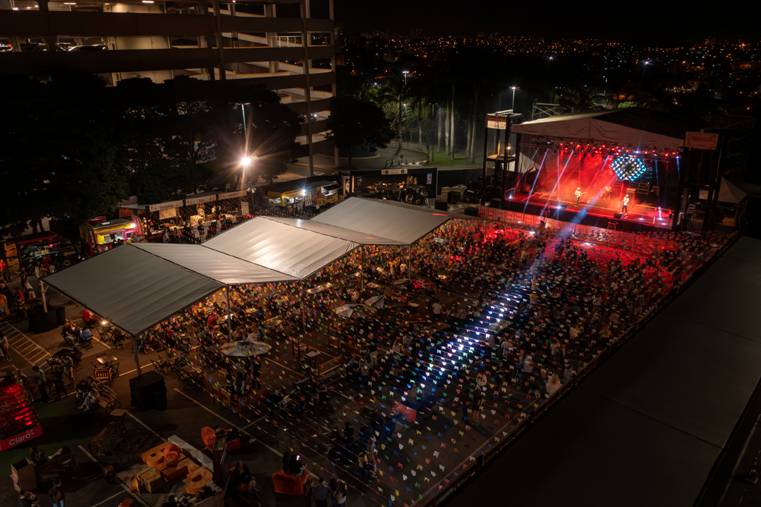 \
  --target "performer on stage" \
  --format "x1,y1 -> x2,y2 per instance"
603,185 -> 612,202
621,194 -> 630,215
574,187 -> 583,205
